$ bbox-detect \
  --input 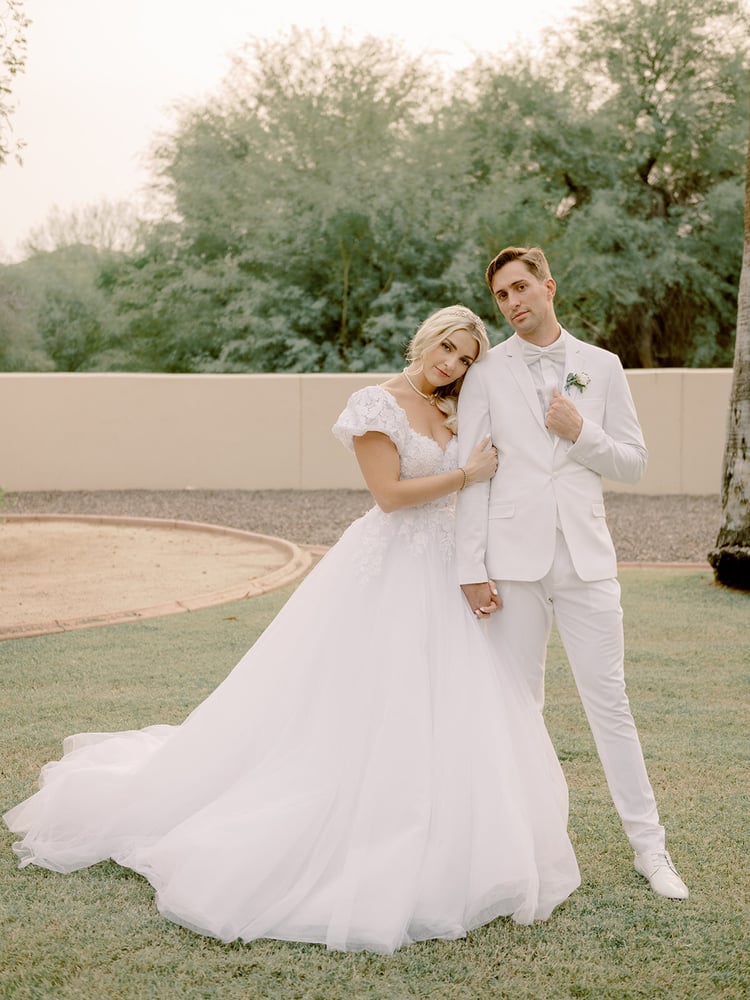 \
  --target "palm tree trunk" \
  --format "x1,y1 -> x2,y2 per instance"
708,124 -> 750,590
